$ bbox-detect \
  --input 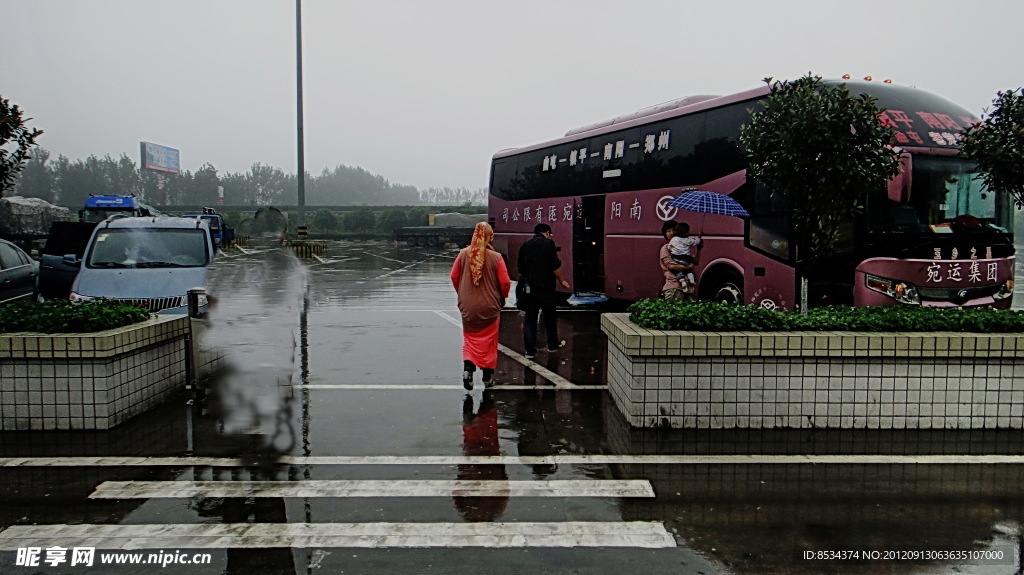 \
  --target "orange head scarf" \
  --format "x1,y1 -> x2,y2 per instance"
468,222 -> 493,285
